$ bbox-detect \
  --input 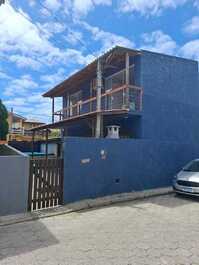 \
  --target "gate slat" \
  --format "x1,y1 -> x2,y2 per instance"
45,159 -> 50,208
59,158 -> 64,204
37,159 -> 42,209
32,159 -> 38,210
50,160 -> 55,207
41,159 -> 47,208
54,159 -> 59,206
28,159 -> 34,211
